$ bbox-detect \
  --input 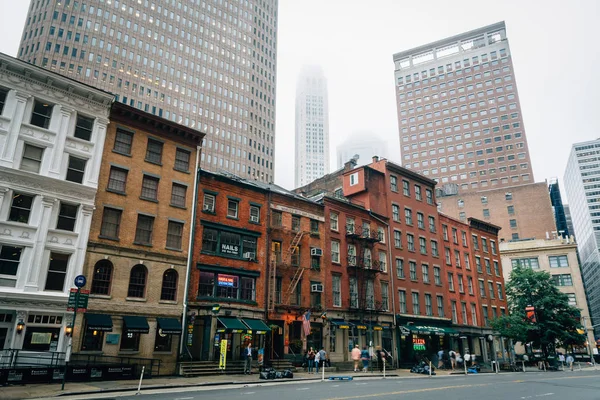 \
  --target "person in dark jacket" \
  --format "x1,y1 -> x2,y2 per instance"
376,346 -> 384,372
